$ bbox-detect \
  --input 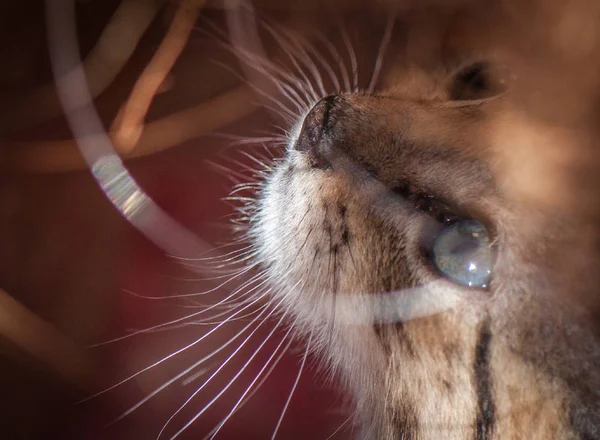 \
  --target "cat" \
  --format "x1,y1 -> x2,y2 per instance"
246,0 -> 600,438
17,1 -> 597,438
